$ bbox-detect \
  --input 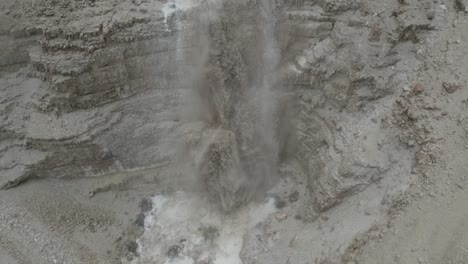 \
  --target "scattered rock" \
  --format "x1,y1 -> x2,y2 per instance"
167,245 -> 182,259
276,213 -> 288,221
413,83 -> 425,95
398,24 -> 435,43
426,9 -> 435,20
369,23 -> 382,42
44,10 -> 54,17
127,241 -> 139,256
288,191 -> 299,203
273,194 -> 287,209
443,82 -> 462,93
